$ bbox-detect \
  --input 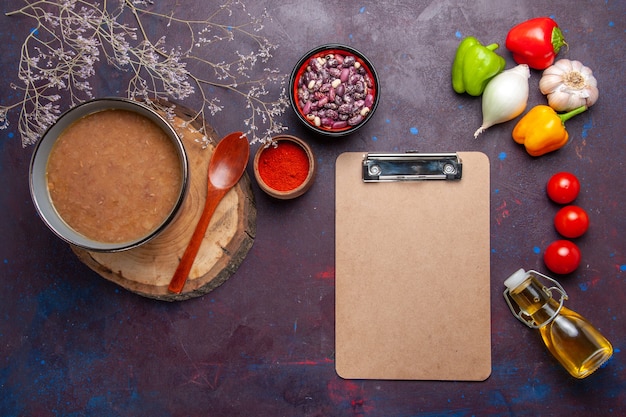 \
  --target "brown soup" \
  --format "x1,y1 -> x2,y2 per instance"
46,109 -> 183,244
